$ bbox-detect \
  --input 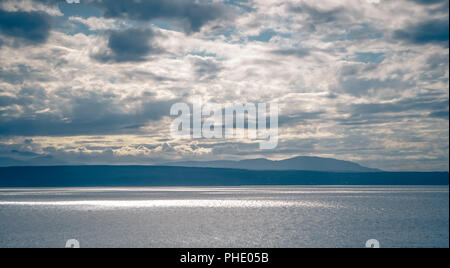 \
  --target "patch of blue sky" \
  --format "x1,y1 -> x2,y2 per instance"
151,20 -> 175,32
322,24 -> 383,42
51,1 -> 103,36
187,51 -> 218,58
52,15 -> 94,36
224,0 -> 256,12
352,52 -> 386,64
58,2 -> 103,19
